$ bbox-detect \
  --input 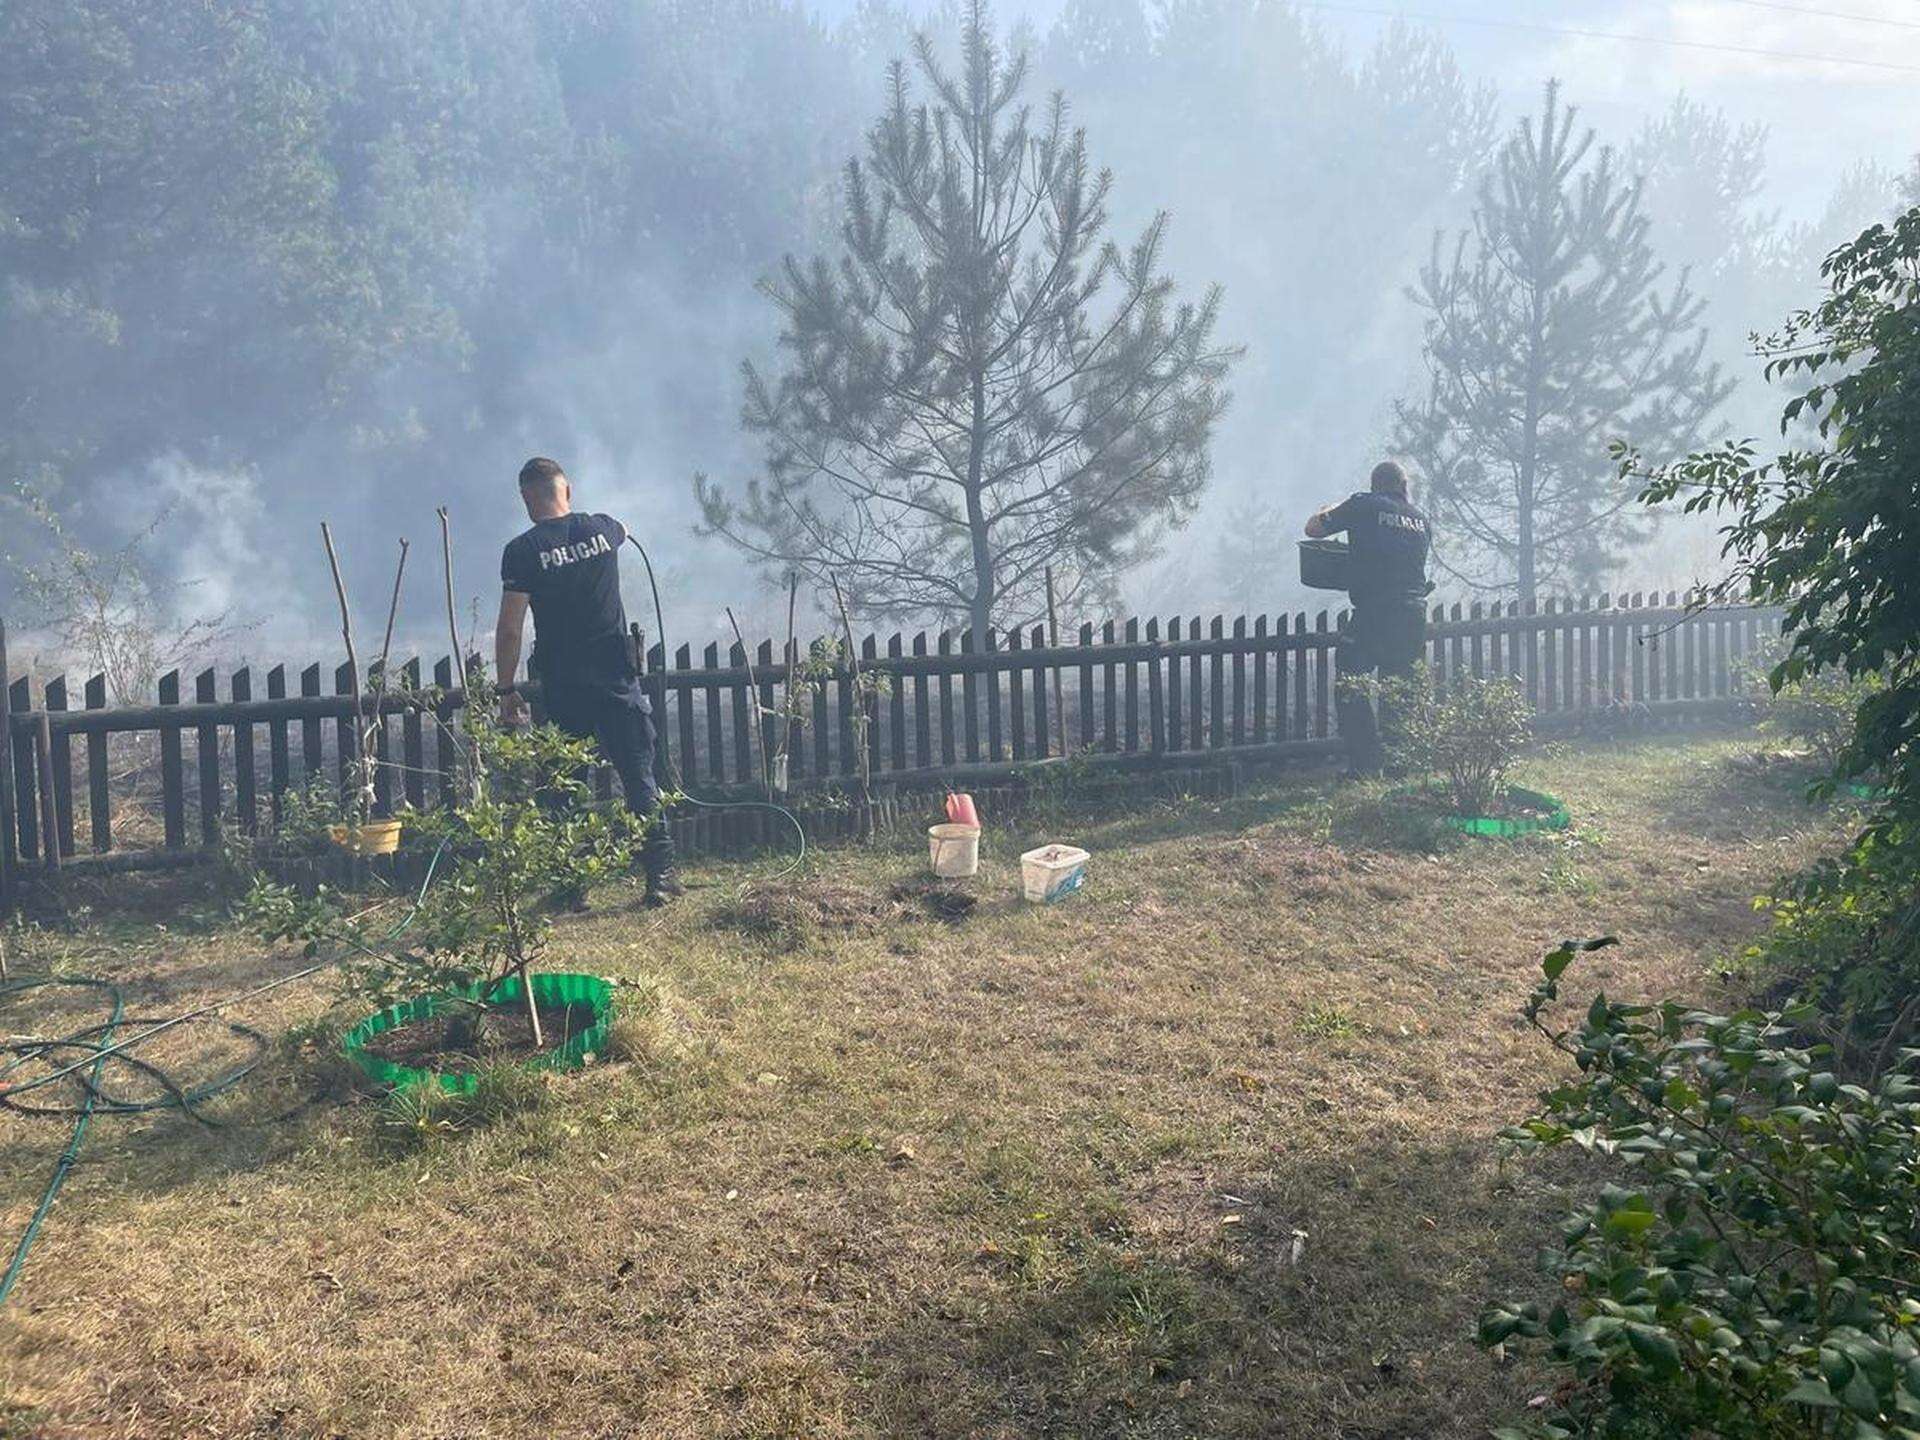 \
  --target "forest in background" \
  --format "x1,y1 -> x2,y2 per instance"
2,0 -> 1911,667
